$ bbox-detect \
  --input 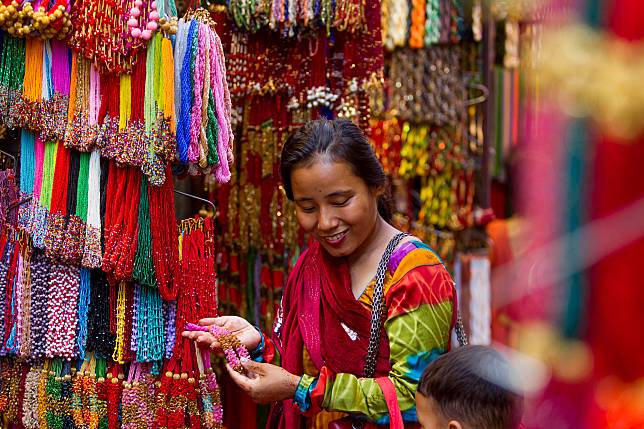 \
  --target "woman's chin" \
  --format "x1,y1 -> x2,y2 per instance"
318,239 -> 354,258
